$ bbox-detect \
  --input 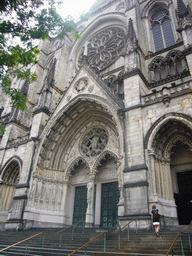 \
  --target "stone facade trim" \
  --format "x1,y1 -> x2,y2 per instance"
123,181 -> 149,188
123,164 -> 148,172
